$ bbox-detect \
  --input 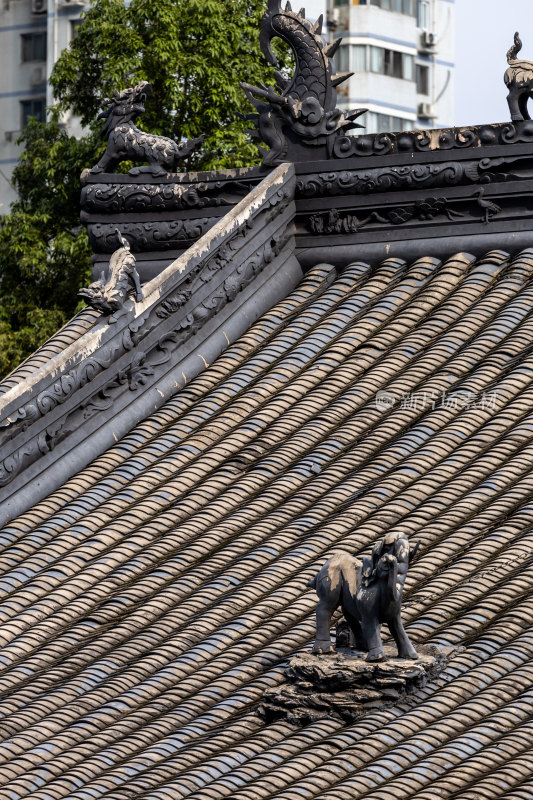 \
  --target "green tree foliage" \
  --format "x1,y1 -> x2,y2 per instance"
0,117 -> 97,379
0,0 -> 286,380
51,0 -> 285,170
